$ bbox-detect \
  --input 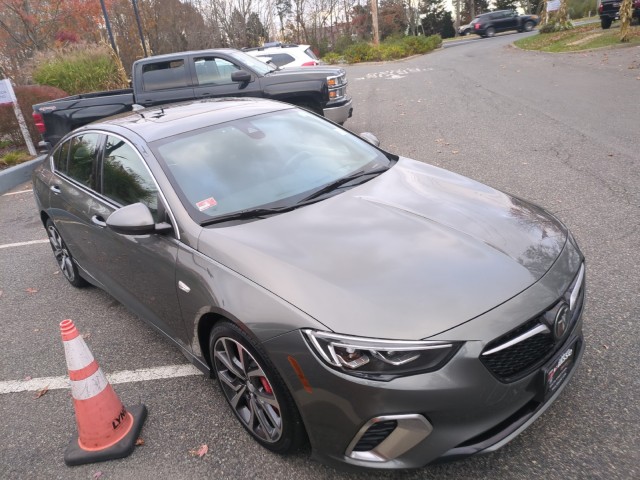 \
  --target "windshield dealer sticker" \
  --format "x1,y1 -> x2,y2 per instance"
196,197 -> 217,211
